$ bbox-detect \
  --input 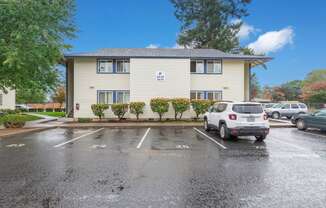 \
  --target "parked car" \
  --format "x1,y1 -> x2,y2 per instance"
262,103 -> 277,110
291,109 -> 326,132
15,104 -> 30,111
204,102 -> 269,141
265,103 -> 308,119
